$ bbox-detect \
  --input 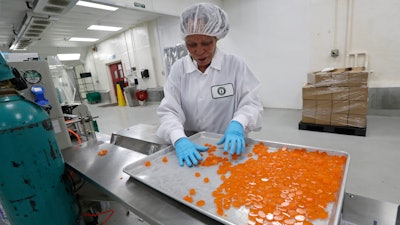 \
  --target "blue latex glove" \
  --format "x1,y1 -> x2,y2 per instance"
175,137 -> 209,167
217,121 -> 245,155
